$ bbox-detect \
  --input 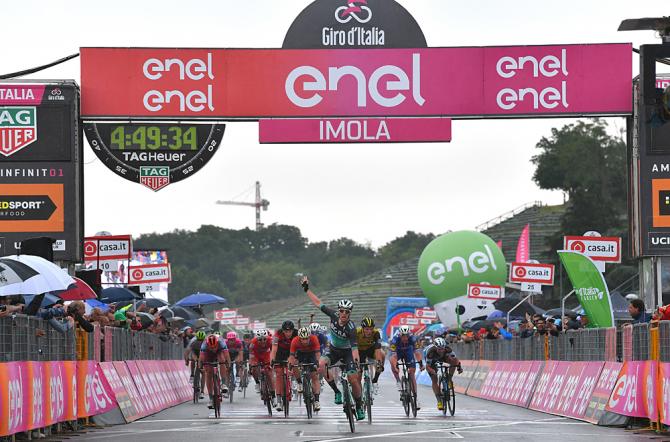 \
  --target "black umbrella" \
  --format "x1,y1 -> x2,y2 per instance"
543,308 -> 578,319
461,319 -> 507,331
100,287 -> 141,304
135,312 -> 155,328
158,306 -> 200,320
493,297 -> 545,319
